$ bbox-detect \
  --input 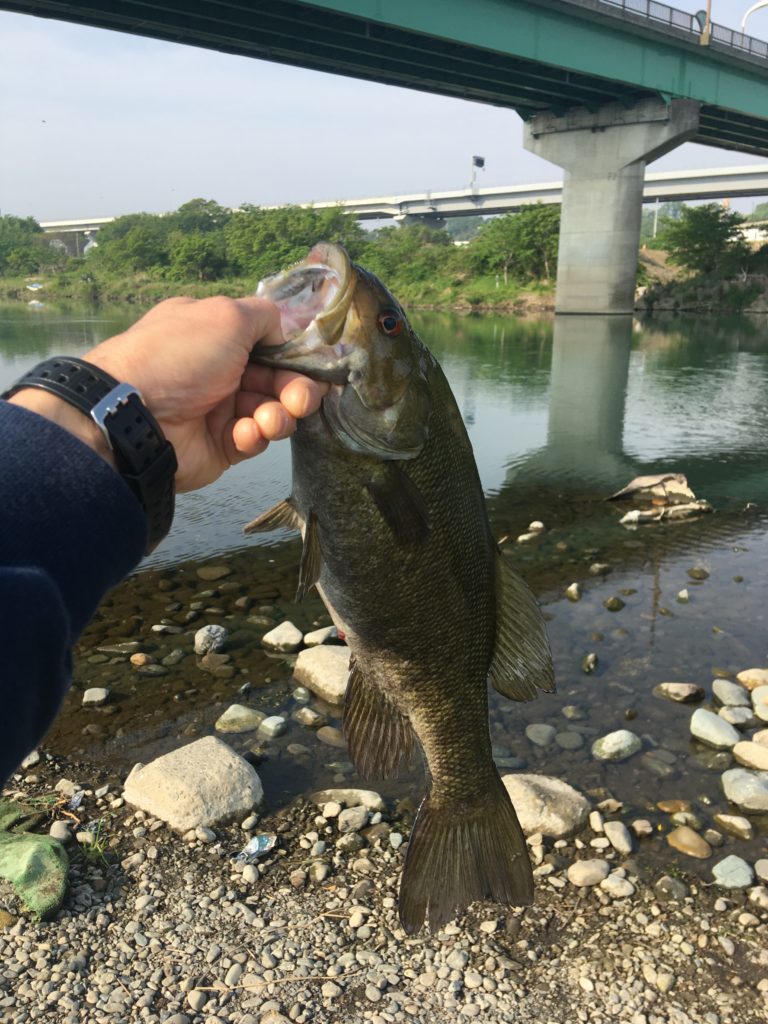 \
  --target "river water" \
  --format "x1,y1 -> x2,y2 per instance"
2,303 -> 767,872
